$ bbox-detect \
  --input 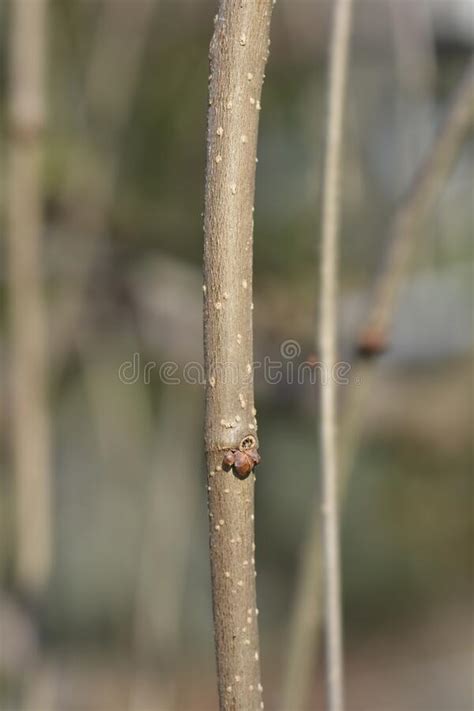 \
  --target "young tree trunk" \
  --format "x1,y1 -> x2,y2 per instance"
203,2 -> 273,709
7,0 -> 52,597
